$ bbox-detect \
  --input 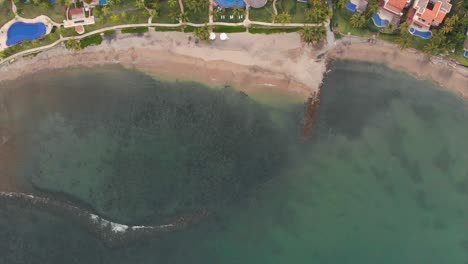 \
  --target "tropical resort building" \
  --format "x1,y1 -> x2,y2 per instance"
346,0 -> 368,13
64,7 -> 95,34
62,0 -> 107,34
407,0 -> 452,39
372,0 -> 410,27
